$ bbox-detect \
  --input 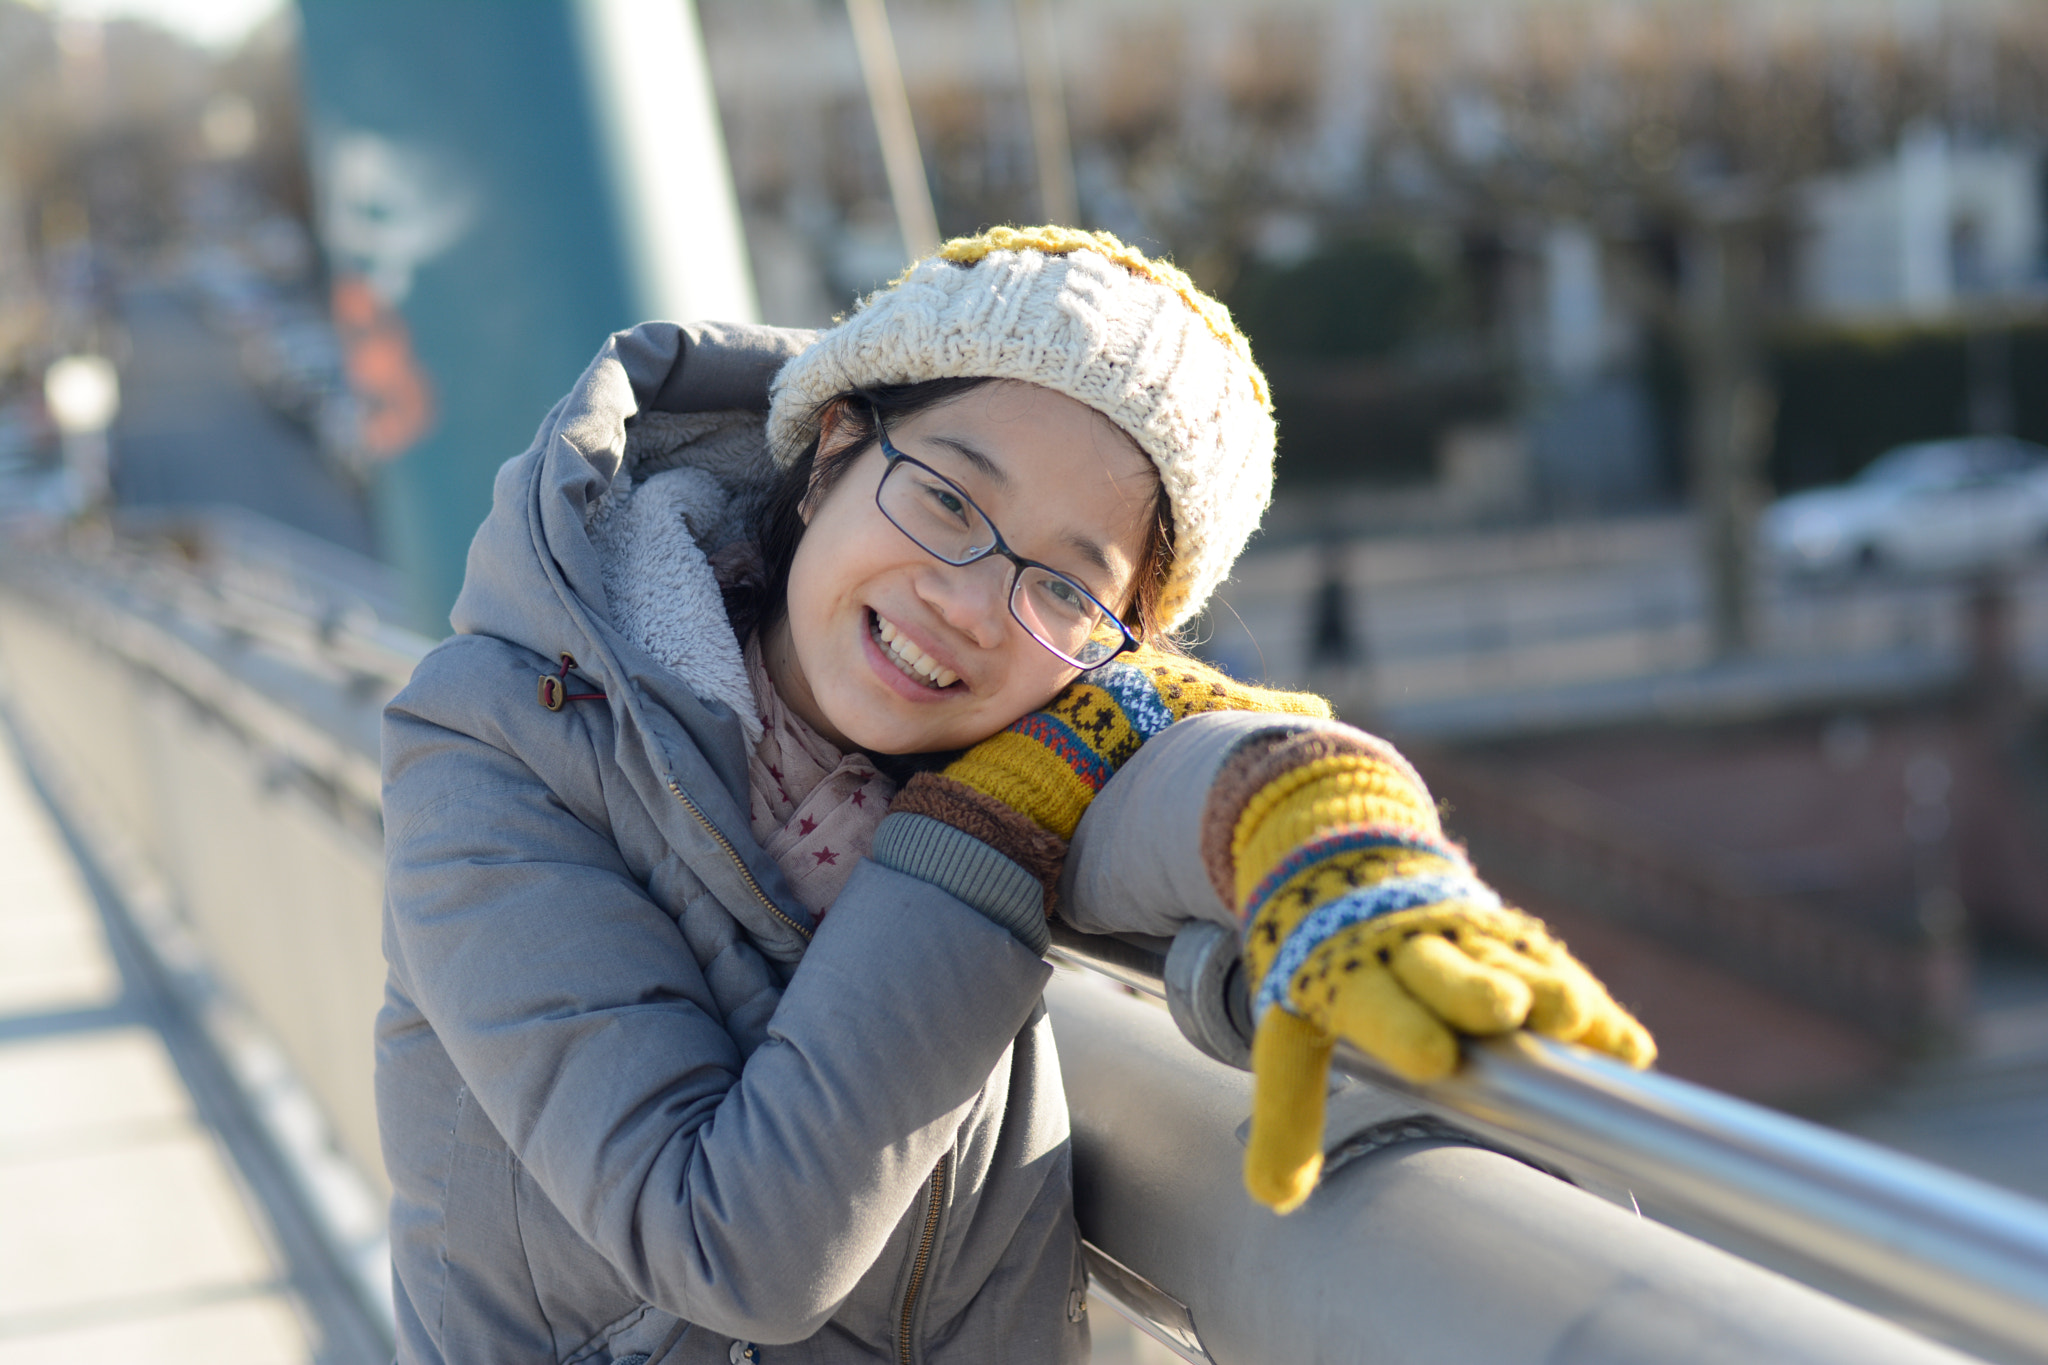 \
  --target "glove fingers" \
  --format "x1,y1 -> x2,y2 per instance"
1576,998 -> 1659,1069
1460,935 -> 1593,1040
1322,959 -> 1462,1082
1245,1009 -> 1334,1214
1389,932 -> 1532,1036
1487,926 -> 1657,1067
1463,922 -> 1658,1068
